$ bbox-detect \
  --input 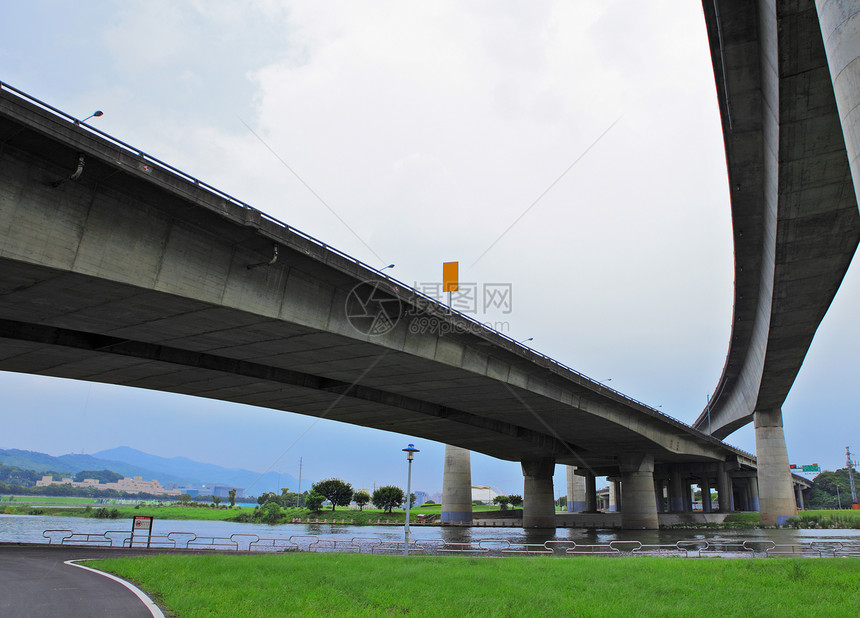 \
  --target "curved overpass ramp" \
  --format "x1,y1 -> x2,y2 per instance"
693,0 -> 860,522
